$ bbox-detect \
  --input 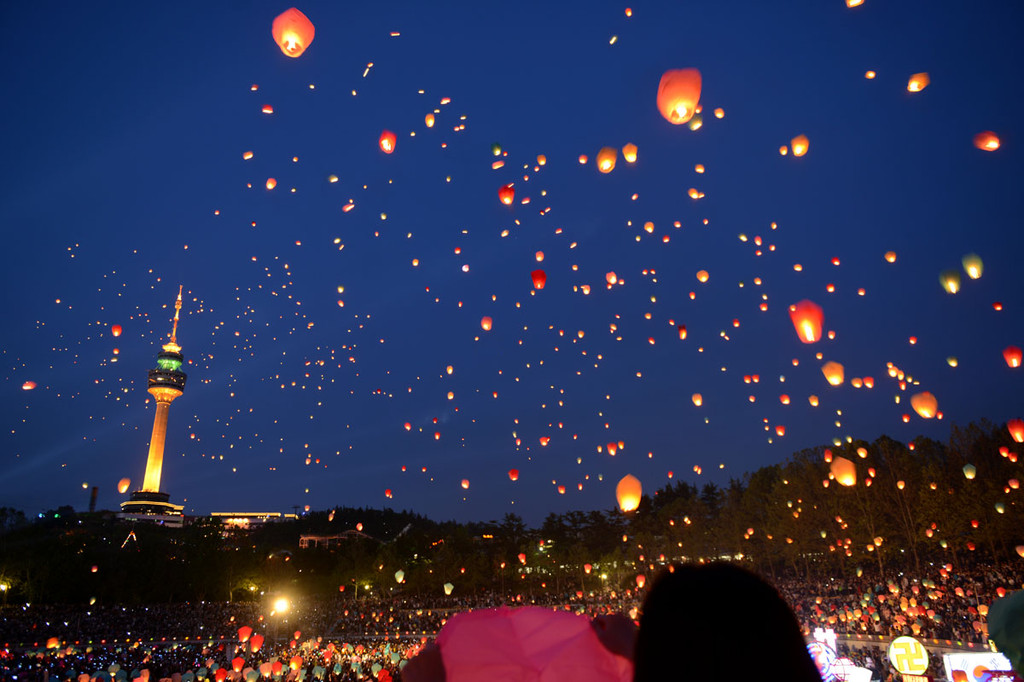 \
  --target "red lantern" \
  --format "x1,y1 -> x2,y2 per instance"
508,469 -> 519,482
498,184 -> 515,205
272,8 -> 315,58
656,69 -> 702,125
250,633 -> 264,653
518,552 -> 527,565
789,300 -> 824,343
232,657 -> 244,673
973,131 -> 1000,151
1003,346 -> 1022,368
378,130 -> 397,154
238,625 -> 252,642
111,324 -> 122,337
636,574 -> 646,589
480,316 -> 493,331
1009,419 -> 1024,443
531,269 -> 547,290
